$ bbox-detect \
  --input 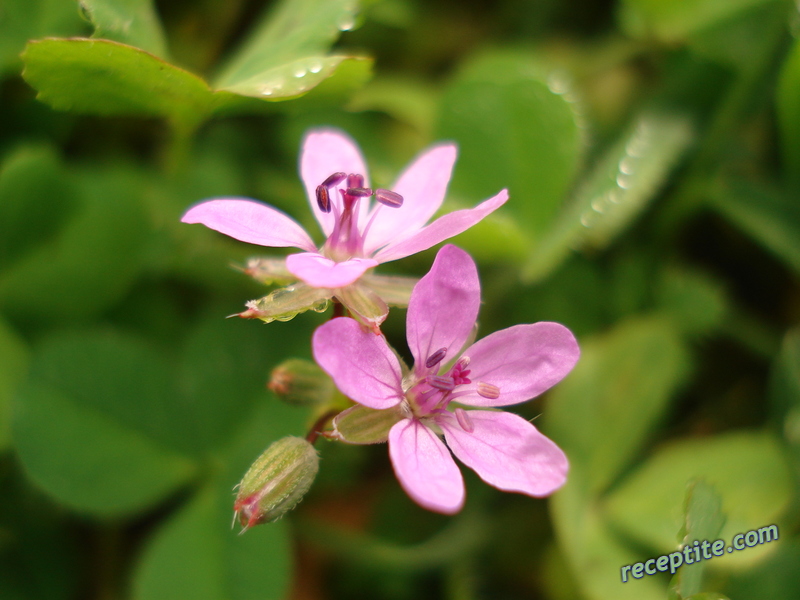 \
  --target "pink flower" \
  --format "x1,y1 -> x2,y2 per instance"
182,129 -> 508,329
312,245 -> 580,514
